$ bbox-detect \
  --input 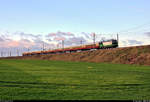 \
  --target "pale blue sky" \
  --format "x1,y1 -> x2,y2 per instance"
0,0 -> 150,34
